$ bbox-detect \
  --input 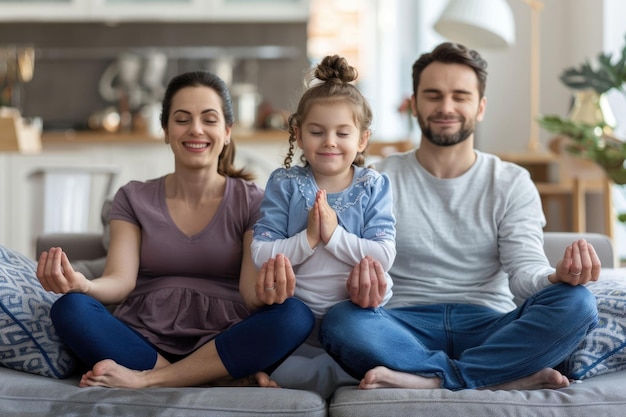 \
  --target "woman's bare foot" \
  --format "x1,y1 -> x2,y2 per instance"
359,366 -> 441,389
79,359 -> 151,389
482,368 -> 570,391
212,371 -> 280,388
